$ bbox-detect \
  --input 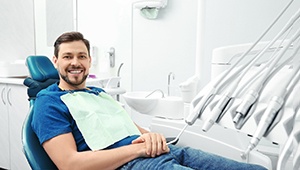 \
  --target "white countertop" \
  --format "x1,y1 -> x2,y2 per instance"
0,77 -> 26,85
0,77 -> 127,95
